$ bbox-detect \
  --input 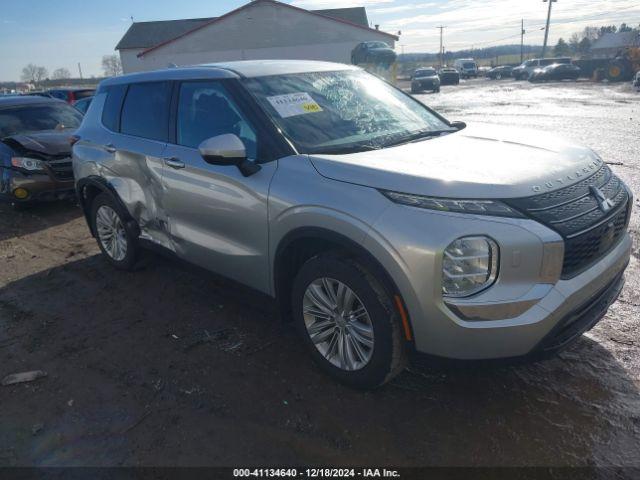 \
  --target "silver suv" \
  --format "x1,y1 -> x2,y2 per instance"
73,61 -> 632,388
